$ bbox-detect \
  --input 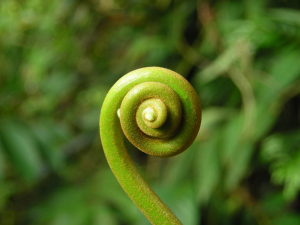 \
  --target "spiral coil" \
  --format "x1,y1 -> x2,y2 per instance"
100,67 -> 201,224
